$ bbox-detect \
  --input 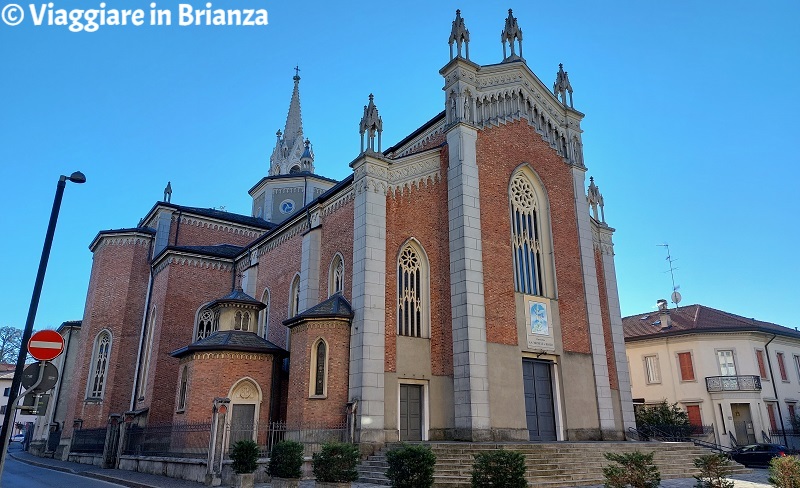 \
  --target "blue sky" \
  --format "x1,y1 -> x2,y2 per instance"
1,1 -> 798,332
